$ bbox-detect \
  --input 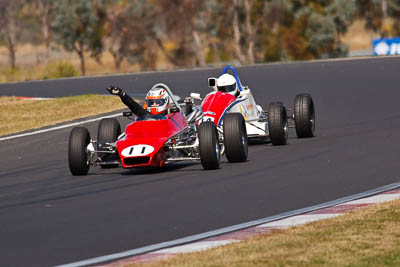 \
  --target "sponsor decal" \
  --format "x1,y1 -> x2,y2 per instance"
239,105 -> 248,120
204,111 -> 216,115
121,145 -> 155,157
201,116 -> 215,123
217,98 -> 246,126
373,38 -> 400,56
